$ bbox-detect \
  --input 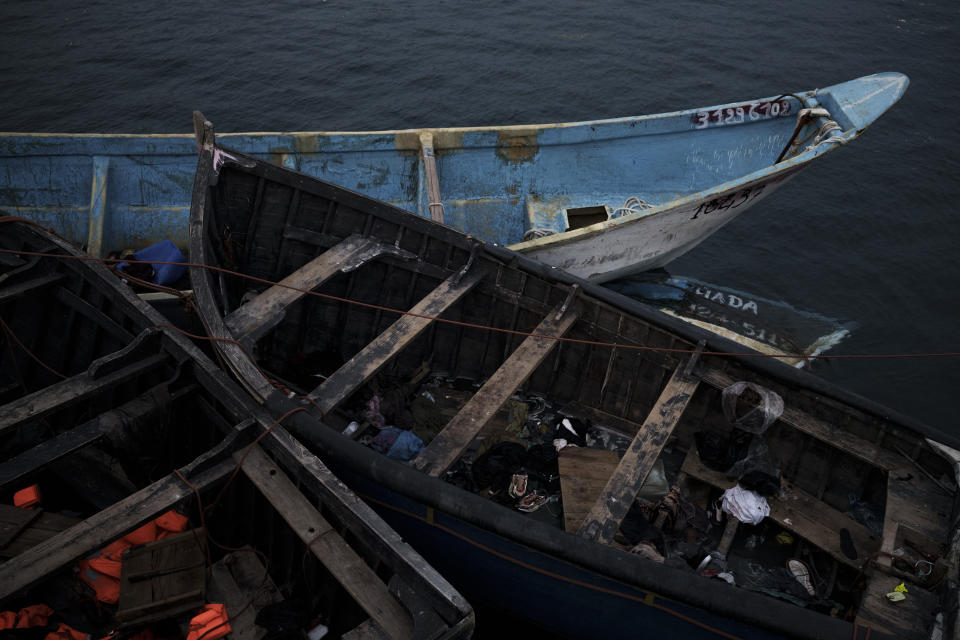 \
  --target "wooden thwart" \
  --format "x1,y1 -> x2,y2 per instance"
308,268 -> 484,415
578,364 -> 699,543
235,445 -> 413,640
414,308 -> 579,476
0,459 -> 235,601
681,446 -> 879,568
224,235 -> 384,344
419,133 -> 444,223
